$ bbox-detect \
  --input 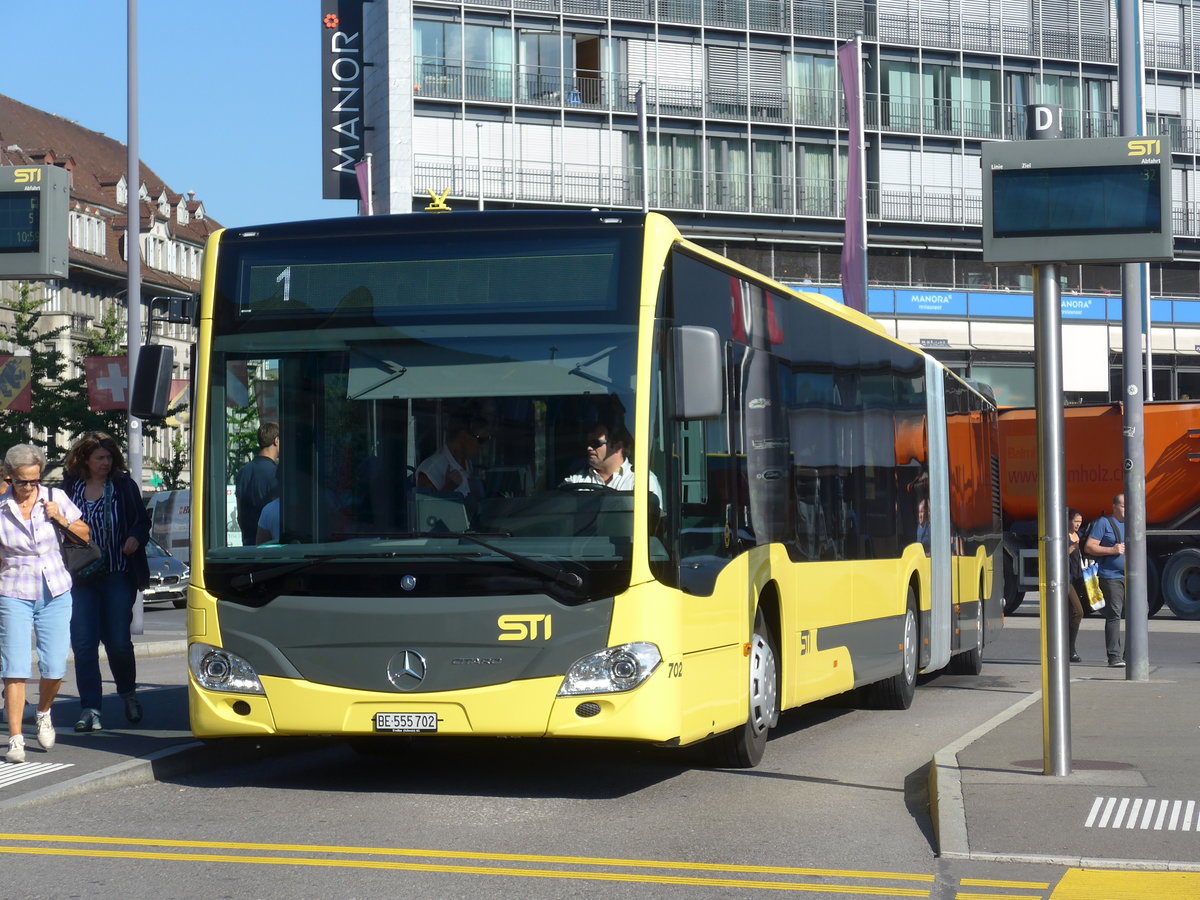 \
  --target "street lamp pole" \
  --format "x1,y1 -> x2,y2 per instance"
126,0 -> 143,486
